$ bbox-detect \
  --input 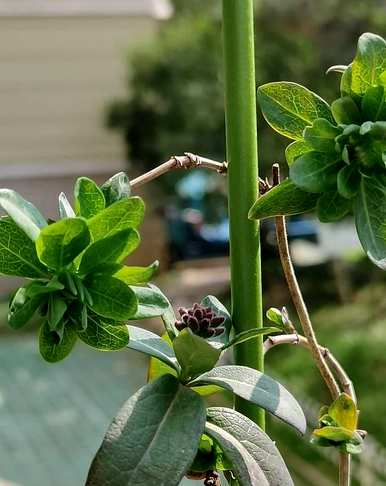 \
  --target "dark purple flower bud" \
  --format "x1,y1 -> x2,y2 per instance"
175,321 -> 186,331
182,313 -> 190,324
178,307 -> 188,317
210,316 -> 225,328
188,315 -> 200,333
194,307 -> 204,320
